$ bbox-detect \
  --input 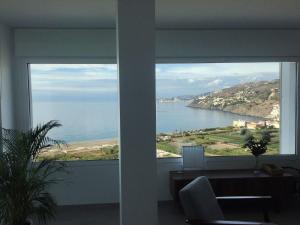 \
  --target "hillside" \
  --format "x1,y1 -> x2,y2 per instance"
188,80 -> 279,119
